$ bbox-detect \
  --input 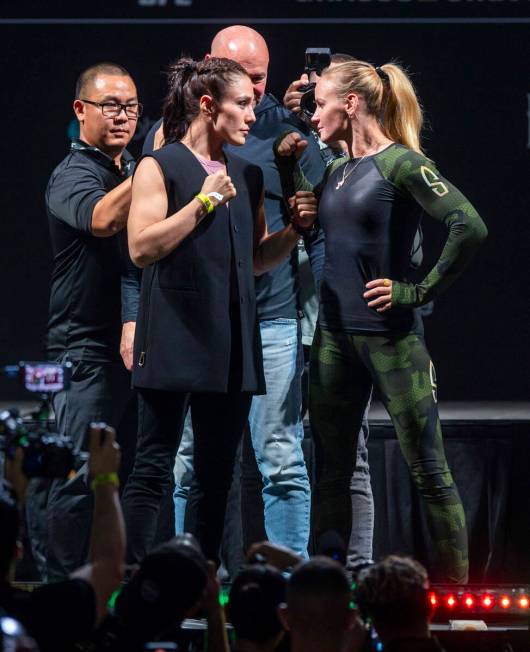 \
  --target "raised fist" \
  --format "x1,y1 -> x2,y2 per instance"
201,170 -> 236,207
289,190 -> 318,229
276,131 -> 308,159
